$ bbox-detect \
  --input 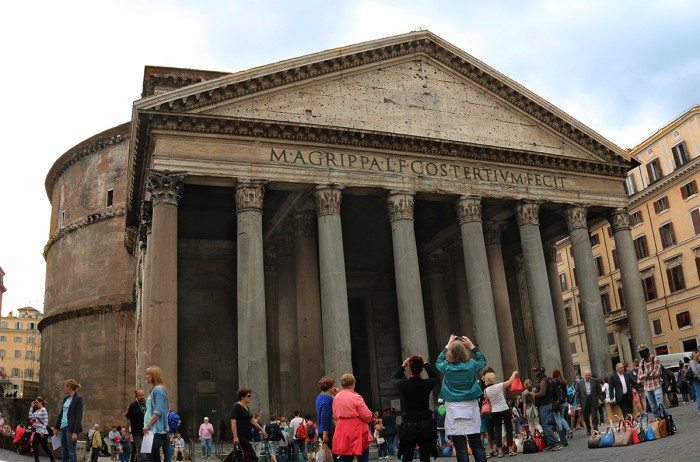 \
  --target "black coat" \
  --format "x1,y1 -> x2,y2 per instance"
608,372 -> 635,402
55,393 -> 83,434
